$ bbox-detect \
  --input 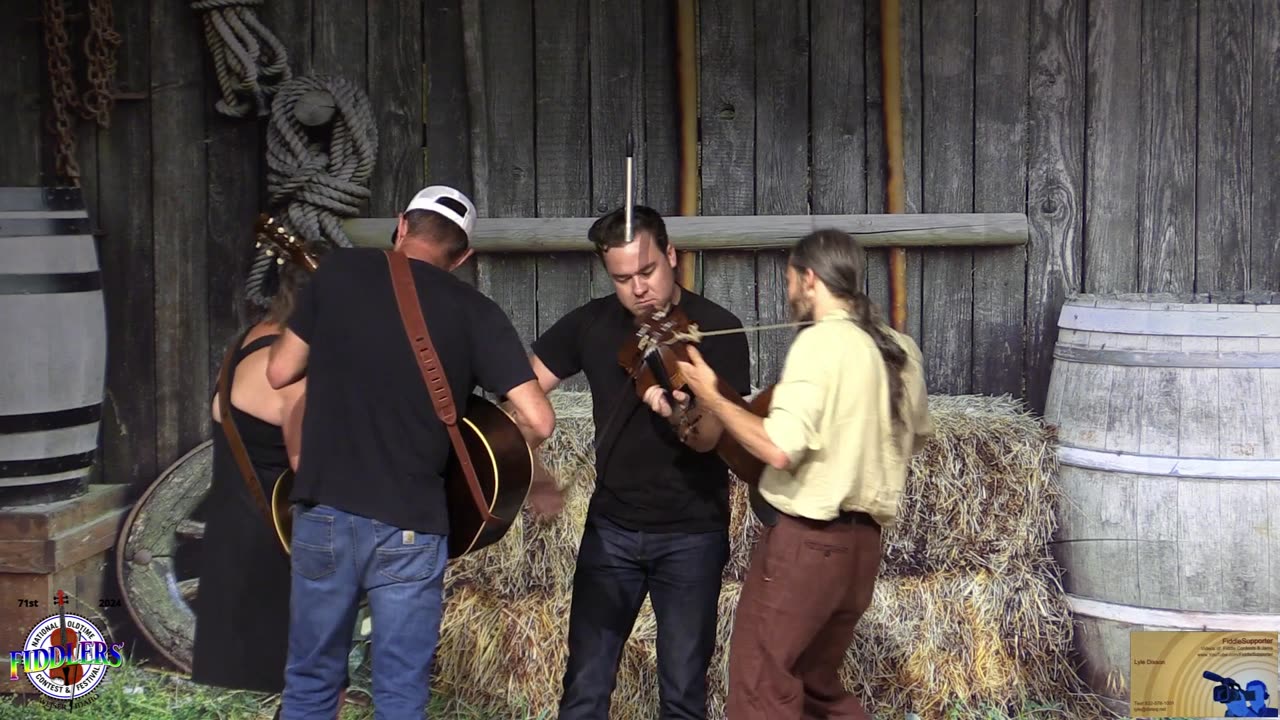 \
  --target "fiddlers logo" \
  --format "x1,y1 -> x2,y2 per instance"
8,591 -> 125,706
